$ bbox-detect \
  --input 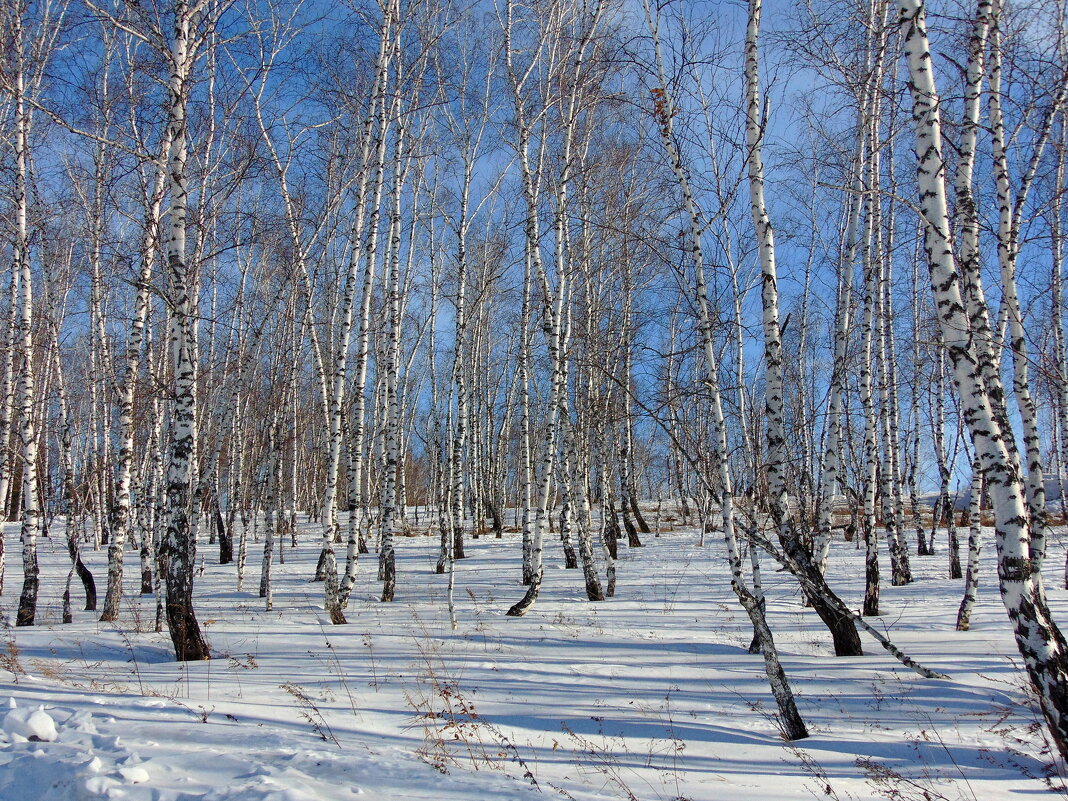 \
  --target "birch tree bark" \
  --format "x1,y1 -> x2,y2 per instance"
986,0 -> 1066,573
640,0 -> 809,740
0,252 -> 16,526
507,0 -> 606,616
860,206 -> 881,615
320,0 -> 397,621
46,274 -> 96,614
379,64 -> 413,603
338,11 -> 400,608
161,0 -> 211,661
498,0 -> 550,590
898,0 -> 1068,757
11,3 -> 40,627
932,350 -> 961,577
101,128 -> 171,622
815,136 -> 863,576
874,166 -> 911,586
1051,122 -> 1068,588
744,0 -> 861,655
956,458 -> 984,631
